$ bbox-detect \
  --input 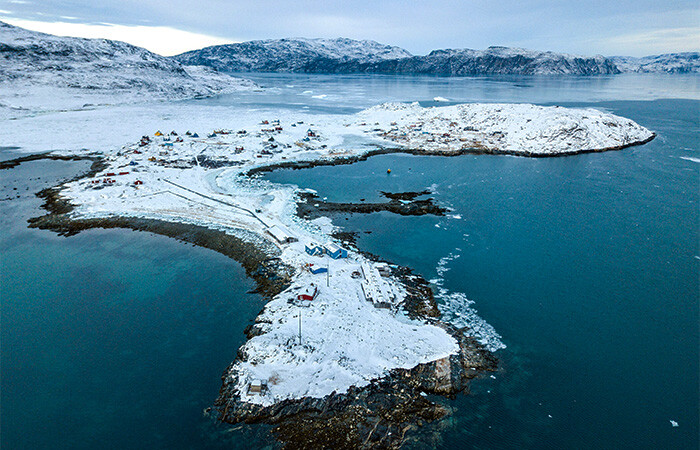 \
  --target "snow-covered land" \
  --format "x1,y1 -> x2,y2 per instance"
174,37 -> 412,73
611,53 -> 700,74
175,41 -> 621,75
46,101 -> 652,405
356,102 -> 654,155
0,21 -> 256,118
